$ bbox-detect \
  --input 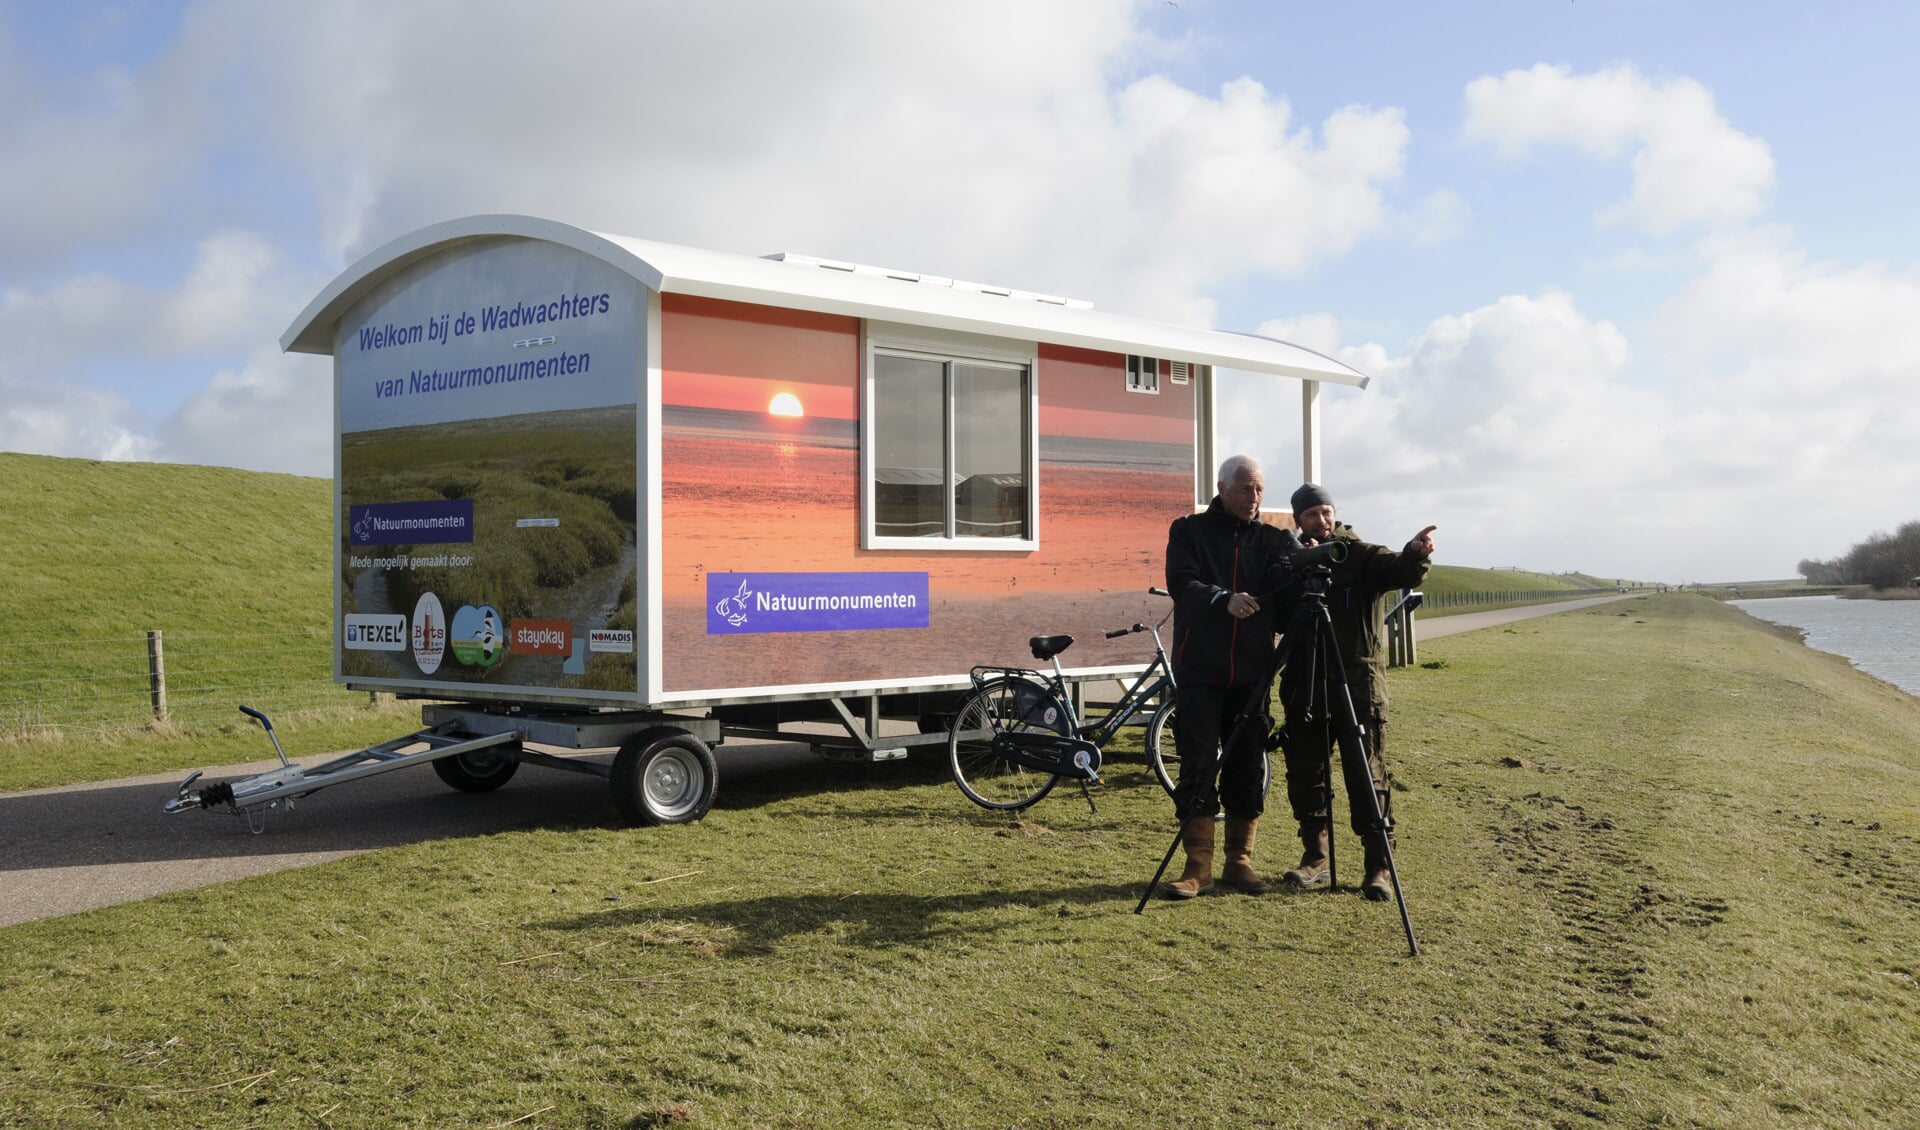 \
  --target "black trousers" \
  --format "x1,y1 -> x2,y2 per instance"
1171,681 -> 1271,820
1282,711 -> 1393,838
